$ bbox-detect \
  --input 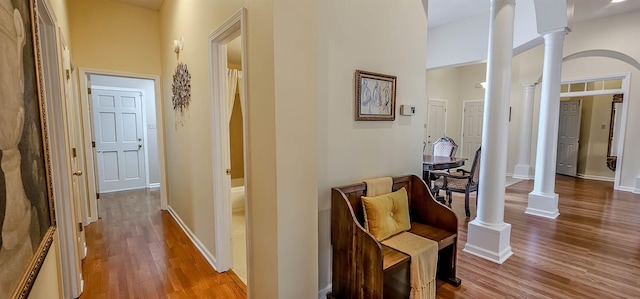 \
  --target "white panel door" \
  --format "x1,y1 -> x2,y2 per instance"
426,99 -> 447,153
557,99 -> 581,176
62,44 -> 87,265
93,89 -> 146,192
462,101 -> 484,159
